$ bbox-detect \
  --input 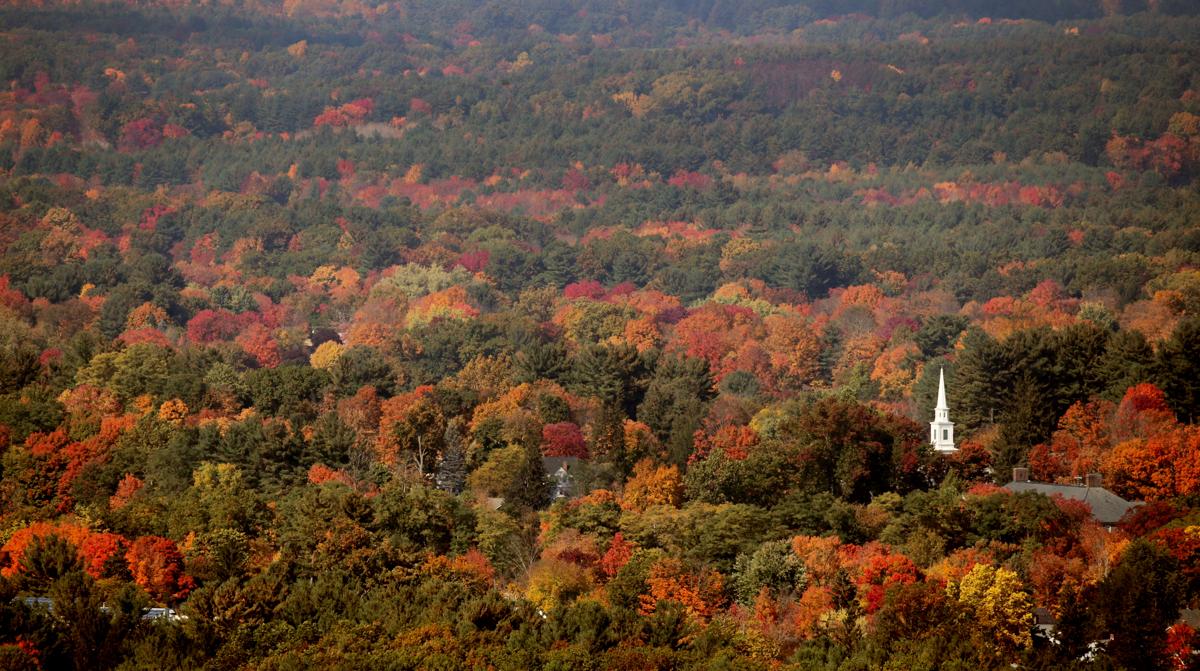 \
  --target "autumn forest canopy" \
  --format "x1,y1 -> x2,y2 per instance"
2,0 -> 1200,669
